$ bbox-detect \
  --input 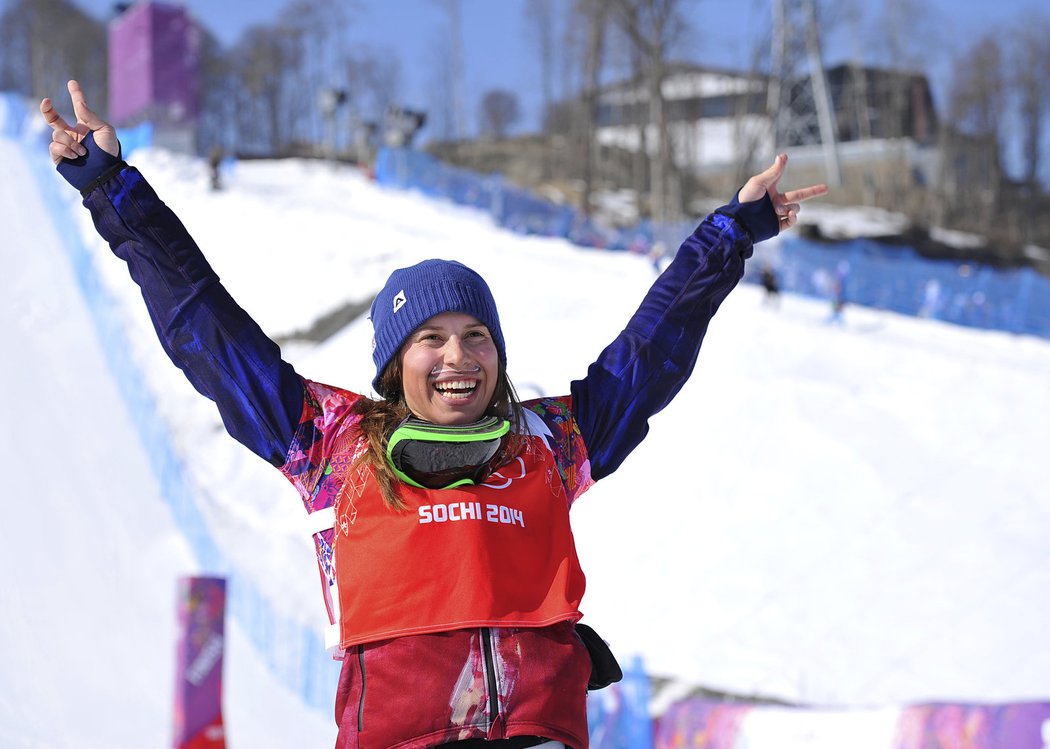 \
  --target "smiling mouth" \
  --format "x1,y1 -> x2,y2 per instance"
434,379 -> 479,400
